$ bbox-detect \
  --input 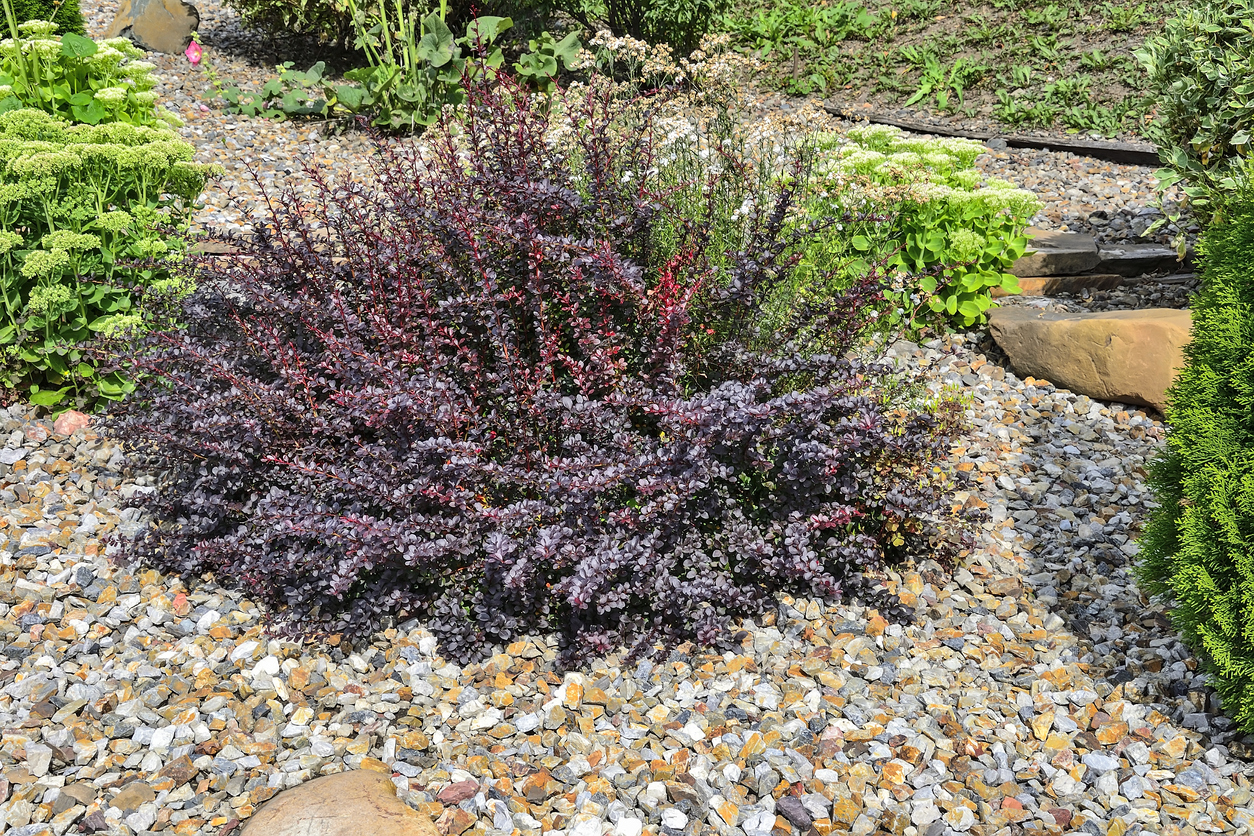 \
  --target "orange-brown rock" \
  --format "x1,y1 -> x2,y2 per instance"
989,307 -> 1191,412
107,0 -> 200,53
240,771 -> 438,836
